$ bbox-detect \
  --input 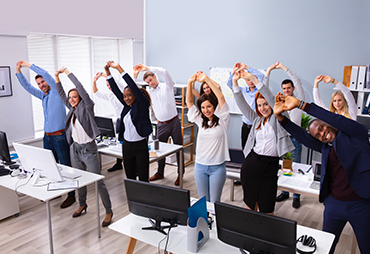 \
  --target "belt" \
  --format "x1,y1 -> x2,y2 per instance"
157,115 -> 178,124
243,123 -> 252,127
45,129 -> 65,136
